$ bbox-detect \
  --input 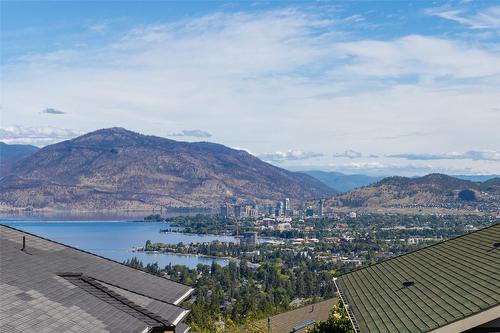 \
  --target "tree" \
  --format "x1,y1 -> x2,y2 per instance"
307,301 -> 354,333
458,189 -> 476,201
